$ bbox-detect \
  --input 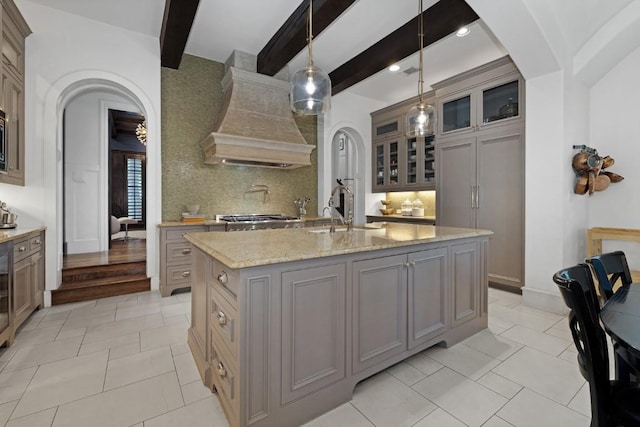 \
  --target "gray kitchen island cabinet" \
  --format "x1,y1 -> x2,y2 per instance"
185,223 -> 490,427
